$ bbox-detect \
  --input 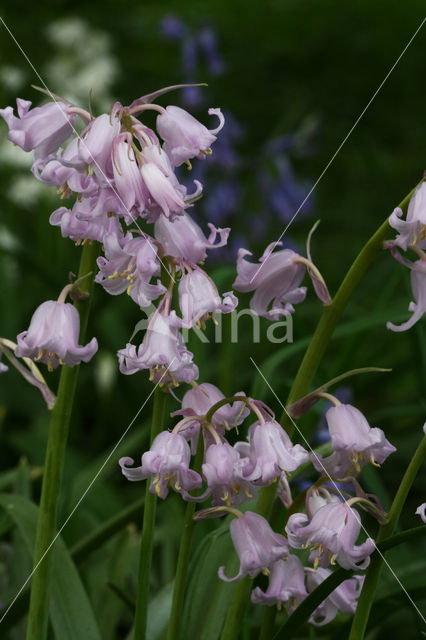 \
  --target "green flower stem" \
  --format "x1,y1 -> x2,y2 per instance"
166,434 -> 204,640
26,241 -> 99,640
133,386 -> 167,640
222,182 -> 418,640
348,434 -> 426,640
